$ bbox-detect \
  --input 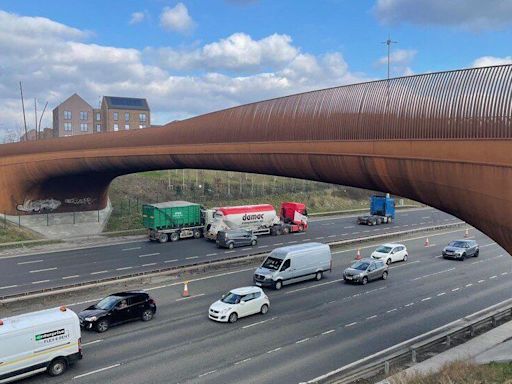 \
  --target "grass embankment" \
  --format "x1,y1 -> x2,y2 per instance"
104,170 -> 390,232
390,361 -> 512,384
0,222 -> 41,243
